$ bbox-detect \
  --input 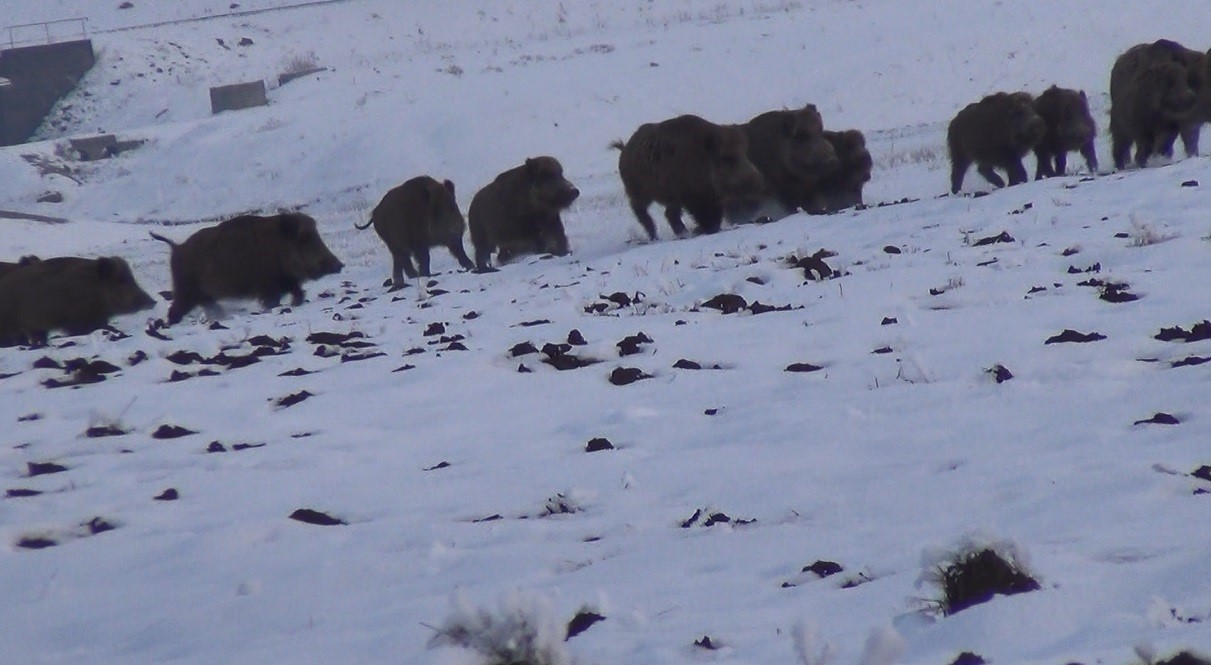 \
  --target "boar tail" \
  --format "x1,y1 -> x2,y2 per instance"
148,231 -> 177,247
608,139 -> 626,151
354,217 -> 374,230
